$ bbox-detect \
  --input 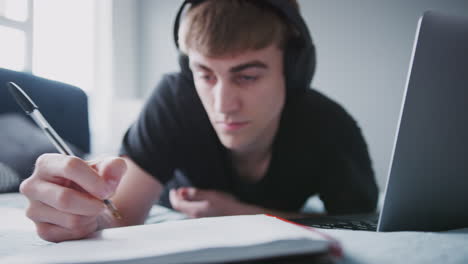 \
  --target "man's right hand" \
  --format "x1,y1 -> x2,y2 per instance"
20,154 -> 127,242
